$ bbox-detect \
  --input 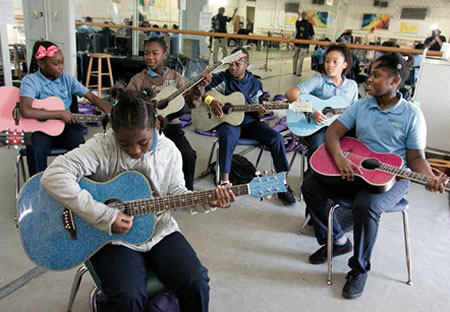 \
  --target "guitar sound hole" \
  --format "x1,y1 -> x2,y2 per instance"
322,107 -> 334,118
222,103 -> 232,114
157,99 -> 169,110
361,158 -> 381,170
